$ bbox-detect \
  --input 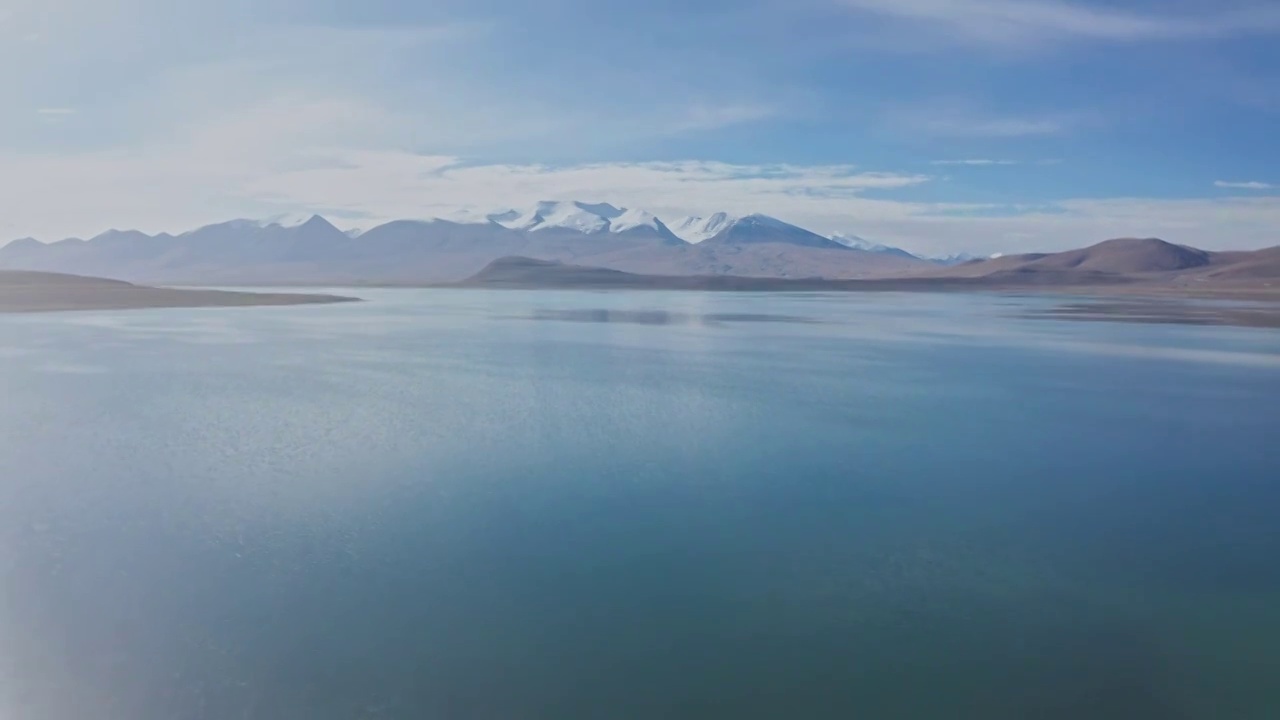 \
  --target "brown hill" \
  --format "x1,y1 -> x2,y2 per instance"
924,253 -> 1049,278
1196,246 -> 1280,281
930,238 -> 1217,279
1024,237 -> 1210,273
